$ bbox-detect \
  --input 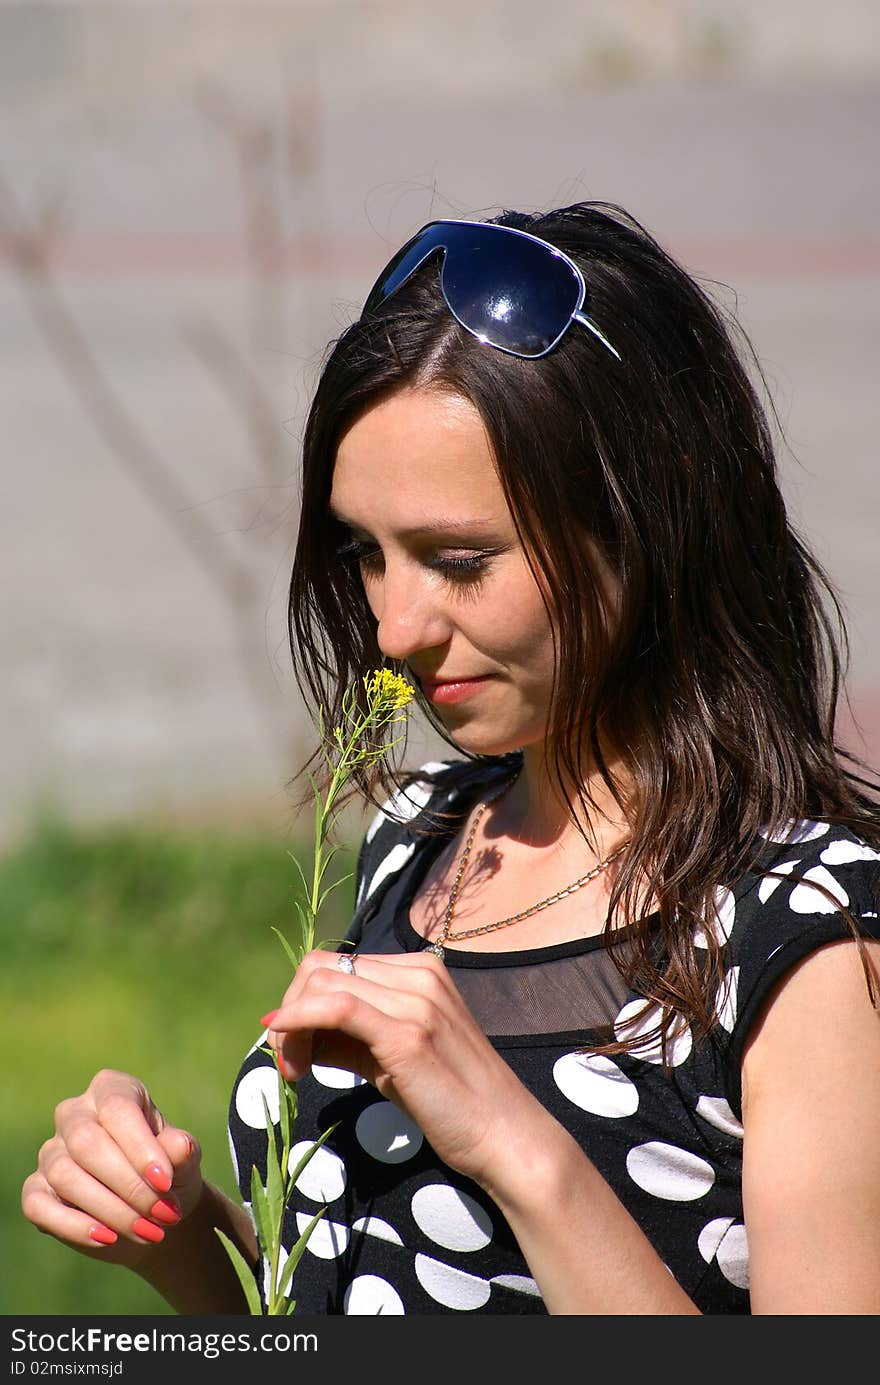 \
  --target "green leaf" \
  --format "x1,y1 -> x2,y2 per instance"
277,1207 -> 327,1299
317,870 -> 355,914
270,926 -> 302,972
214,1228 -> 263,1315
277,1062 -> 292,1150
285,1298 -> 298,1315
249,1164 -> 272,1258
285,849 -> 311,903
261,1093 -> 284,1228
285,1121 -> 340,1195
